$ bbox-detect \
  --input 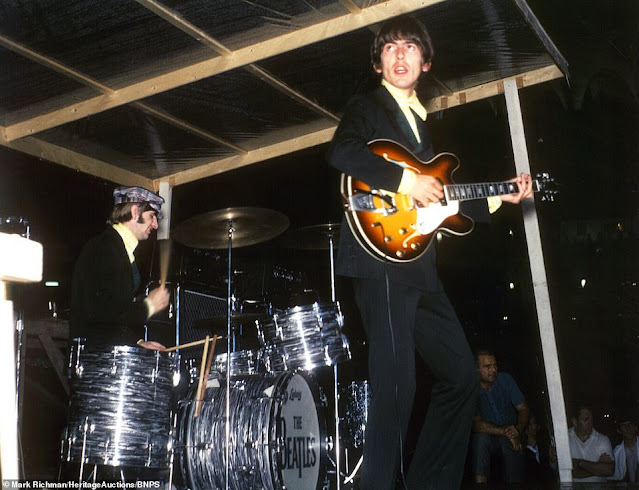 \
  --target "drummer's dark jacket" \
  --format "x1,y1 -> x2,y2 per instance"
327,86 -> 488,290
70,226 -> 148,346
